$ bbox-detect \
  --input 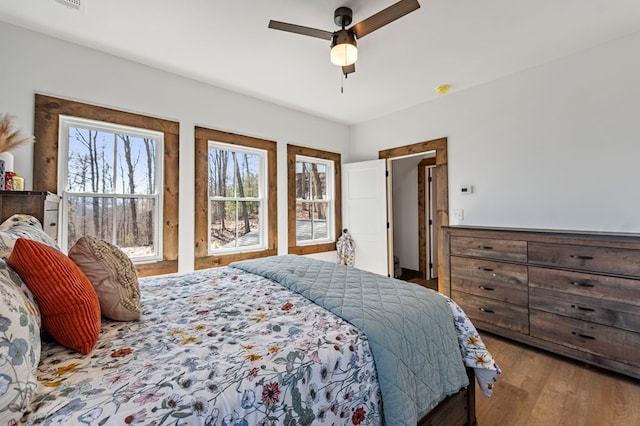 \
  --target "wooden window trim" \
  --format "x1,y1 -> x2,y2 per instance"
287,144 -> 342,255
194,126 -> 277,269
33,94 -> 179,277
